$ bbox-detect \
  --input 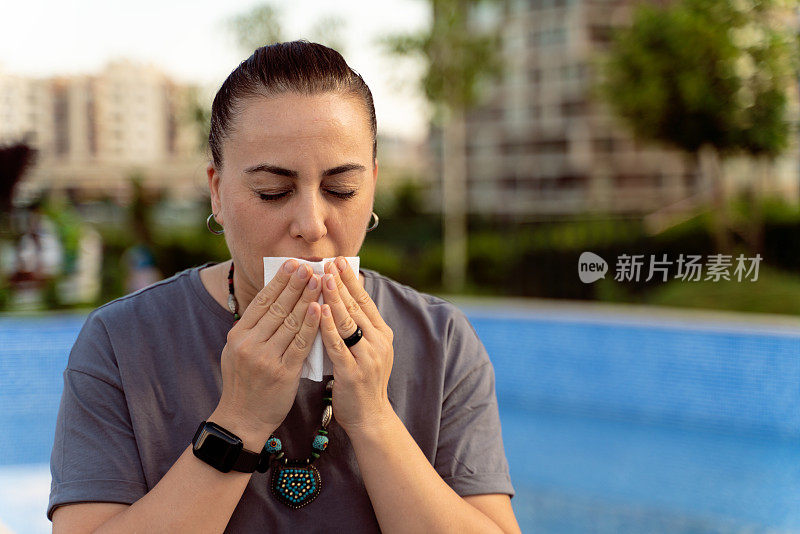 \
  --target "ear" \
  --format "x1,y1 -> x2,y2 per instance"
372,158 -> 378,190
207,163 -> 224,226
